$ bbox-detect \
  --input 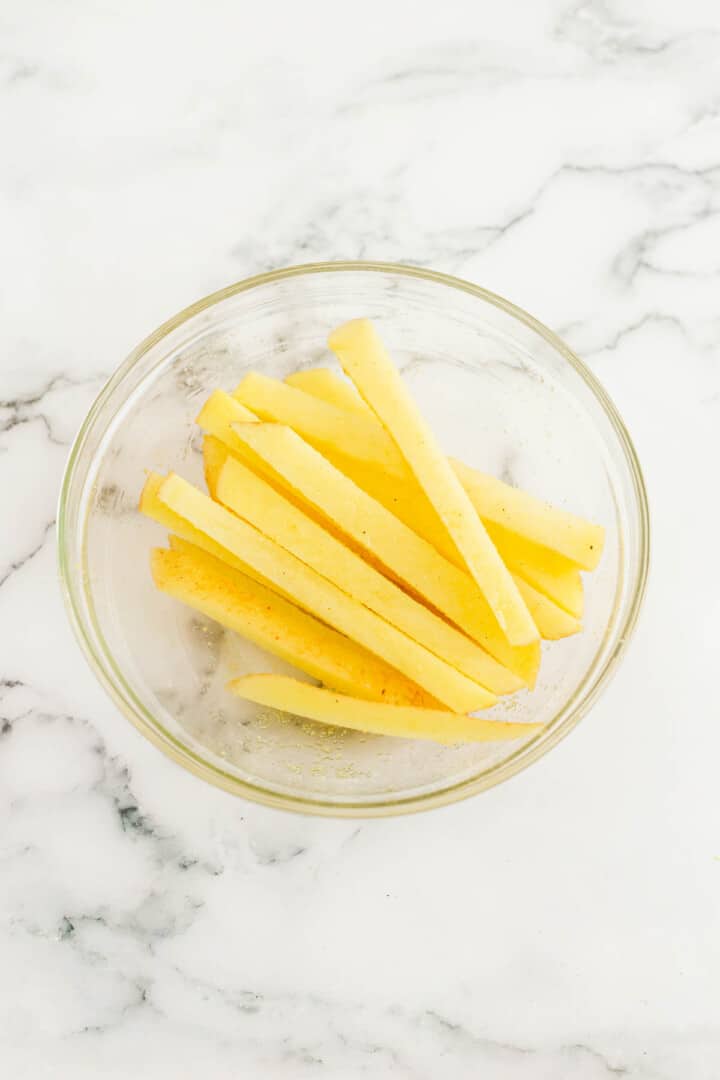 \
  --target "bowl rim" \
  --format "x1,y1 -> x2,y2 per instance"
57,260 -> 650,817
